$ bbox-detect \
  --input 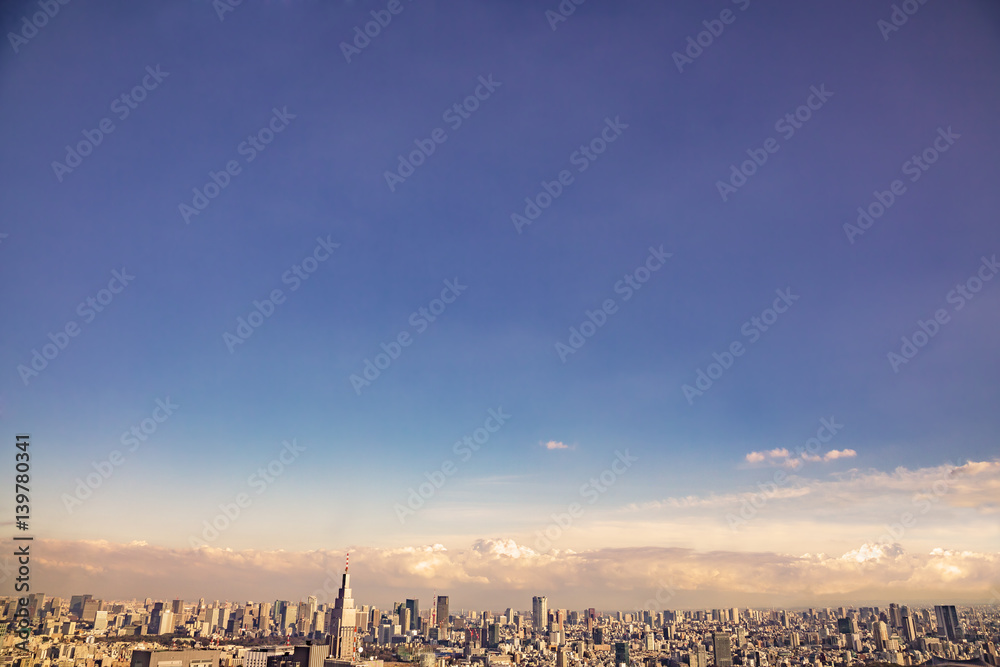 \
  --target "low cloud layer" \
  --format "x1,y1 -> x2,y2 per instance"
12,536 -> 999,610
